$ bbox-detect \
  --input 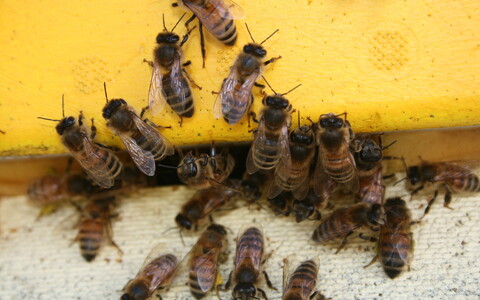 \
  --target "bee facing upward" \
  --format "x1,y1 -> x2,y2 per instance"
147,14 -> 197,119
312,202 -> 385,253
176,0 -> 244,67
38,96 -> 123,189
246,81 -> 300,175
188,224 -> 229,299
214,25 -> 281,125
282,257 -> 326,300
121,246 -> 179,300
102,84 -> 174,177
313,113 -> 358,198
